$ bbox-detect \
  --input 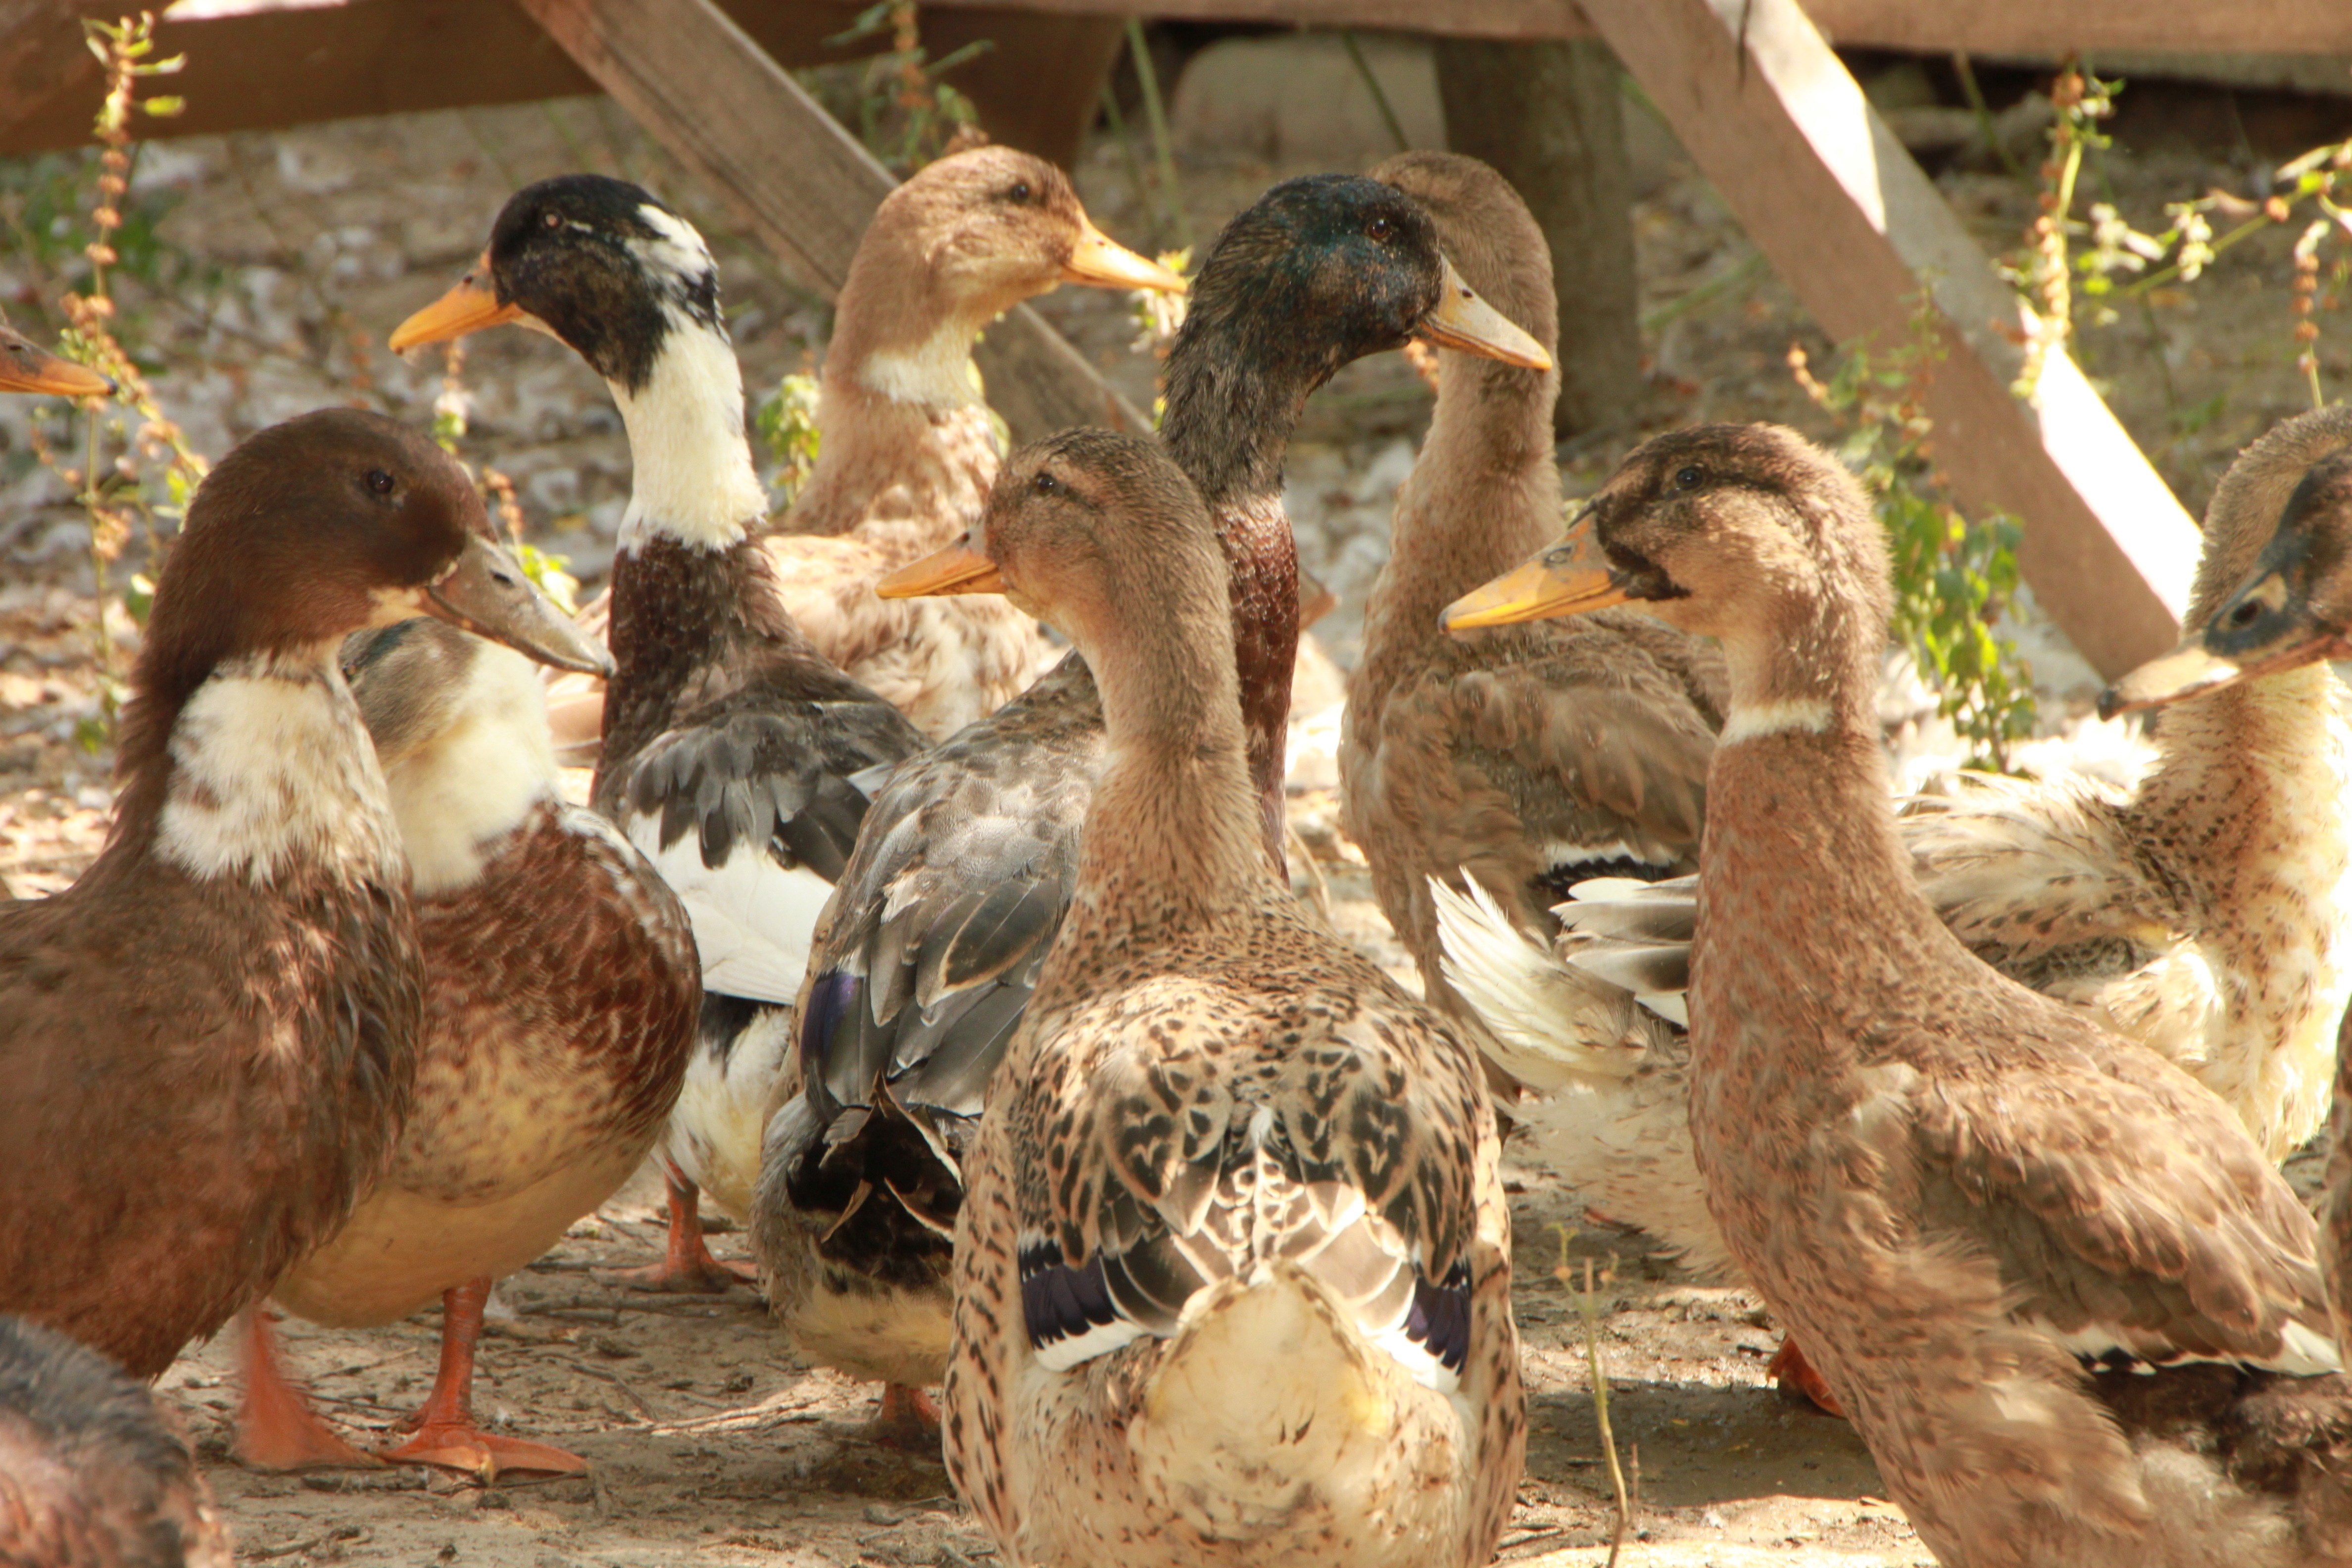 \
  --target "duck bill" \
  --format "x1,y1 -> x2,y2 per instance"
876,539 -> 1004,598
1418,259 -> 1552,370
1444,527 -> 1626,632
1063,217 -> 1187,293
424,533 -> 614,677
0,343 -> 112,397
390,262 -> 521,352
2097,640 -> 2248,718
